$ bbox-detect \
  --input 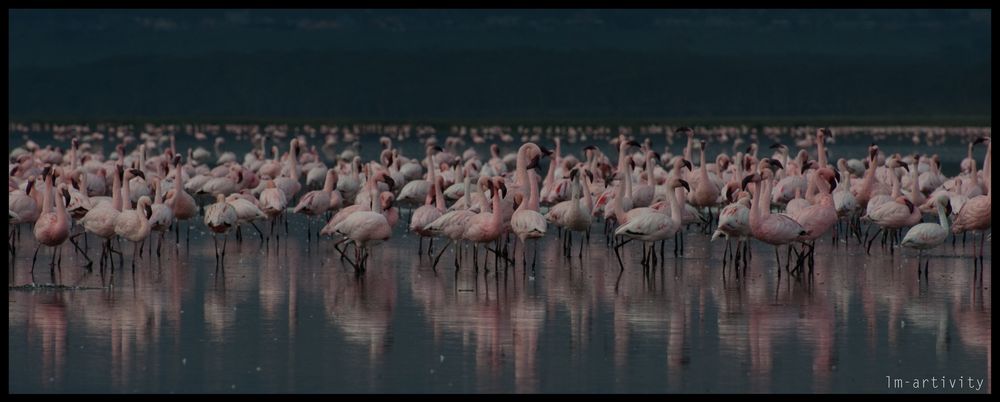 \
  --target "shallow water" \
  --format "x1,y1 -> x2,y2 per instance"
7,214 -> 991,393
8,128 -> 992,393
